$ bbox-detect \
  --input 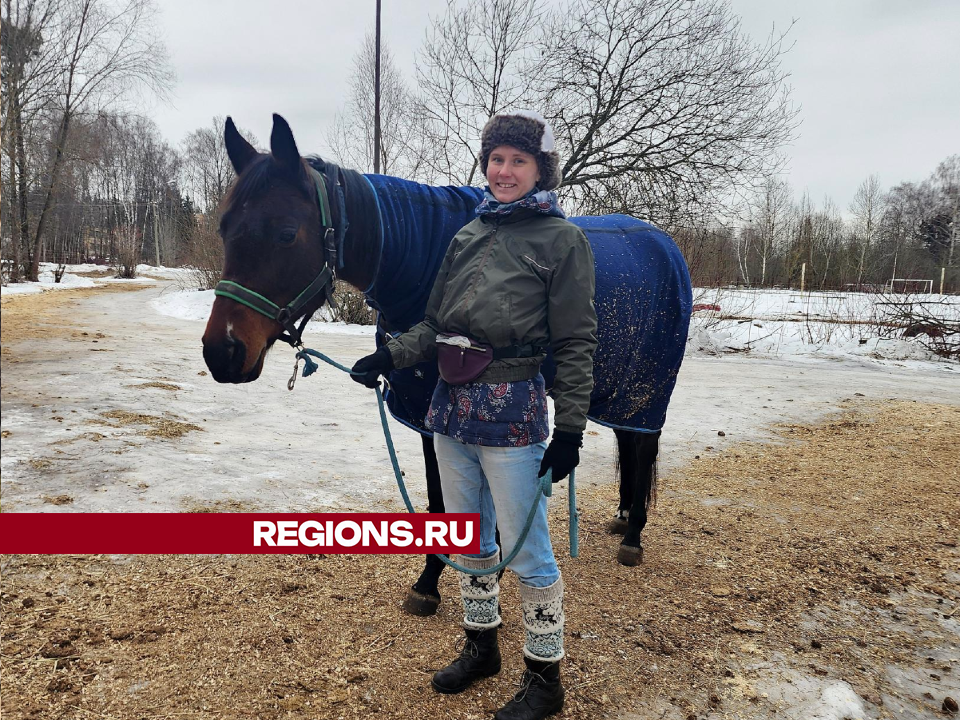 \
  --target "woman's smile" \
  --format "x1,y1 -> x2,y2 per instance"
486,145 -> 540,203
